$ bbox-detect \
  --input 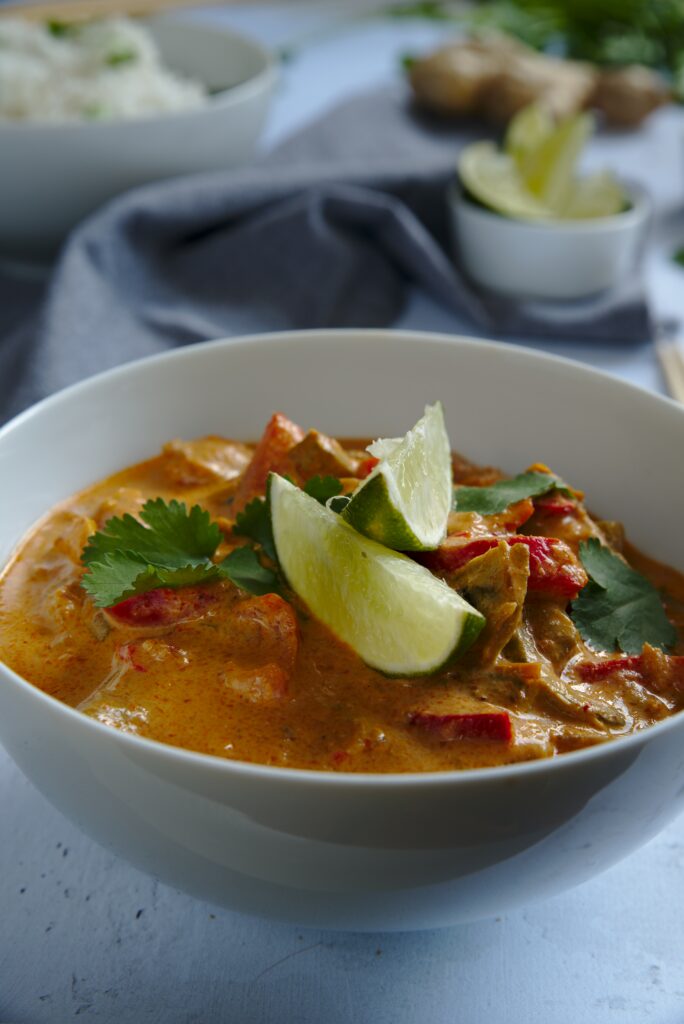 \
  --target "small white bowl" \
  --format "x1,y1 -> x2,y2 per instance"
0,16 -> 277,259
449,182 -> 650,300
1,330 -> 684,932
